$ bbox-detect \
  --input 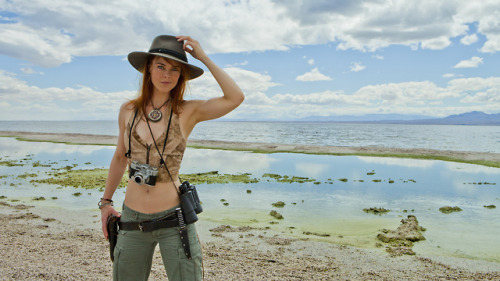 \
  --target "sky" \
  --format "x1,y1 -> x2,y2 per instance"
0,0 -> 499,121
